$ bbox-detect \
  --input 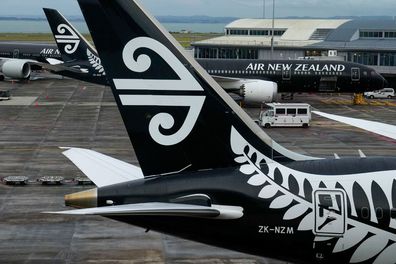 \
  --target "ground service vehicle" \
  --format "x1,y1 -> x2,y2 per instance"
364,88 -> 395,99
259,103 -> 311,128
